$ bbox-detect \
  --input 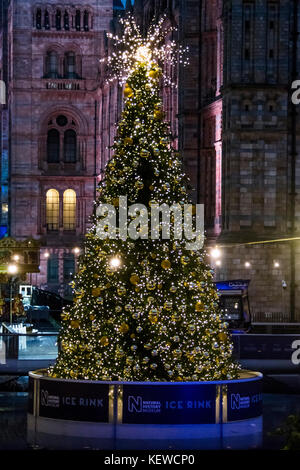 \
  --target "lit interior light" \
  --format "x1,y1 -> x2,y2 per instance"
44,252 -> 50,258
215,260 -> 221,267
245,262 -> 251,268
135,45 -> 152,63
274,261 -> 280,268
7,264 -> 18,275
12,254 -> 20,262
73,247 -> 80,255
210,247 -> 222,259
109,256 -> 122,269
